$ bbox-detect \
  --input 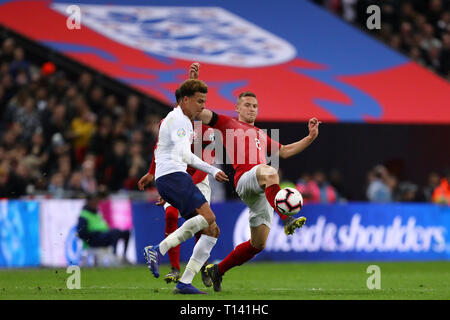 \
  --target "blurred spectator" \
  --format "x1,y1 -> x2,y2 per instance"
418,171 -> 441,202
111,116 -> 129,141
122,95 -> 145,130
43,103 -> 69,143
437,11 -> 450,35
317,0 -> 450,80
296,172 -> 313,202
77,72 -> 93,95
306,170 -> 337,203
80,157 -> 98,194
432,169 -> 450,205
427,0 -> 444,26
329,168 -> 348,201
68,96 -> 97,164
105,138 -> 129,191
409,46 -> 427,66
9,47 -> 29,80
0,38 -> 15,63
395,181 -> 419,202
49,71 -> 68,101
420,23 -> 441,51
440,33 -> 450,75
87,85 -> 104,114
67,171 -> 84,197
48,171 -> 65,198
142,114 -> 162,158
1,122 -> 21,152
426,44 -> 442,73
57,153 -> 73,182
15,160 -> 35,195
100,94 -> 122,120
23,129 -> 48,184
0,160 -> 27,198
341,0 -> 358,22
88,115 -> 113,184
123,142 -> 147,191
27,129 -> 48,166
13,97 -> 42,141
0,35 -> 163,198
45,133 -> 71,176
278,168 -> 296,189
366,165 -> 395,203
